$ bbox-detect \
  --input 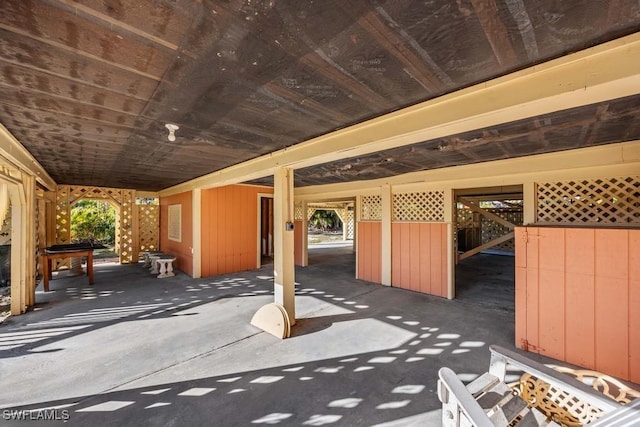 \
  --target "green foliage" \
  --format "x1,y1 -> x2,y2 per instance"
71,200 -> 116,244
309,210 -> 342,231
